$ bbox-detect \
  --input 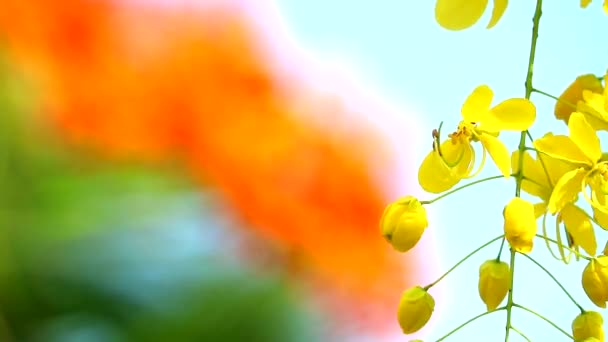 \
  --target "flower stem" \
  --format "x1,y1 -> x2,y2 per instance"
518,252 -> 585,312
424,235 -> 503,291
436,307 -> 506,341
504,248 -> 516,341
496,237 -> 506,261
534,234 -> 591,260
510,326 -> 531,342
420,174 -> 508,205
513,303 -> 574,339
